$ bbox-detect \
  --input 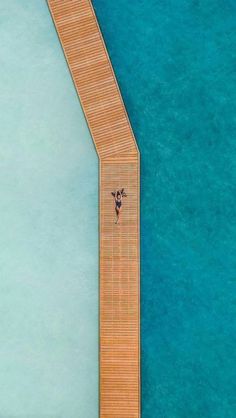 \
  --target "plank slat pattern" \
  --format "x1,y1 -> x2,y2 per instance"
100,158 -> 139,418
48,0 -> 138,159
47,1 -> 140,417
